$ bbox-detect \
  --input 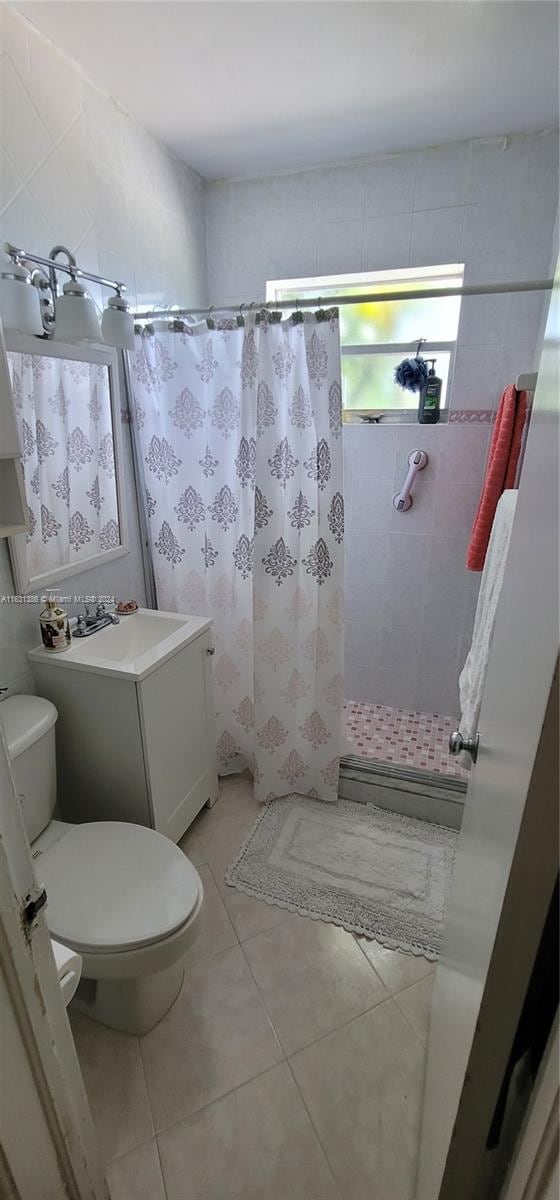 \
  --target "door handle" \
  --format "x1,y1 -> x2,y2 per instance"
449,730 -> 479,764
